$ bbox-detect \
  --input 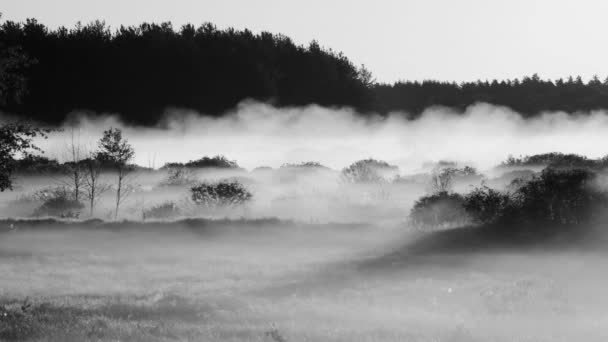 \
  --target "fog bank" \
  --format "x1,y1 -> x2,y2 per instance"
14,102 -> 608,172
